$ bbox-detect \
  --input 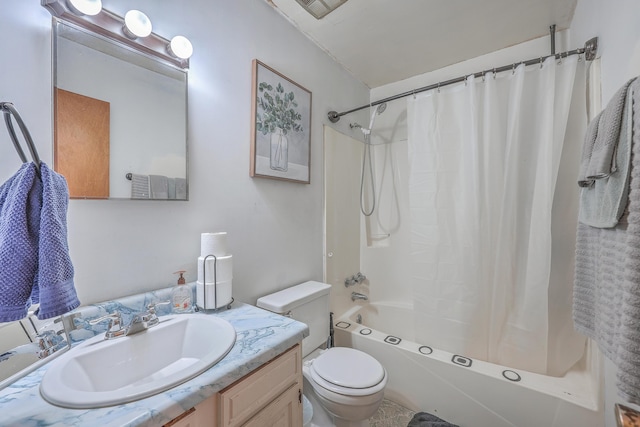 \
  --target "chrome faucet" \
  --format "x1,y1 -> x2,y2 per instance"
89,312 -> 126,339
125,301 -> 169,335
351,292 -> 368,302
90,301 -> 170,340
